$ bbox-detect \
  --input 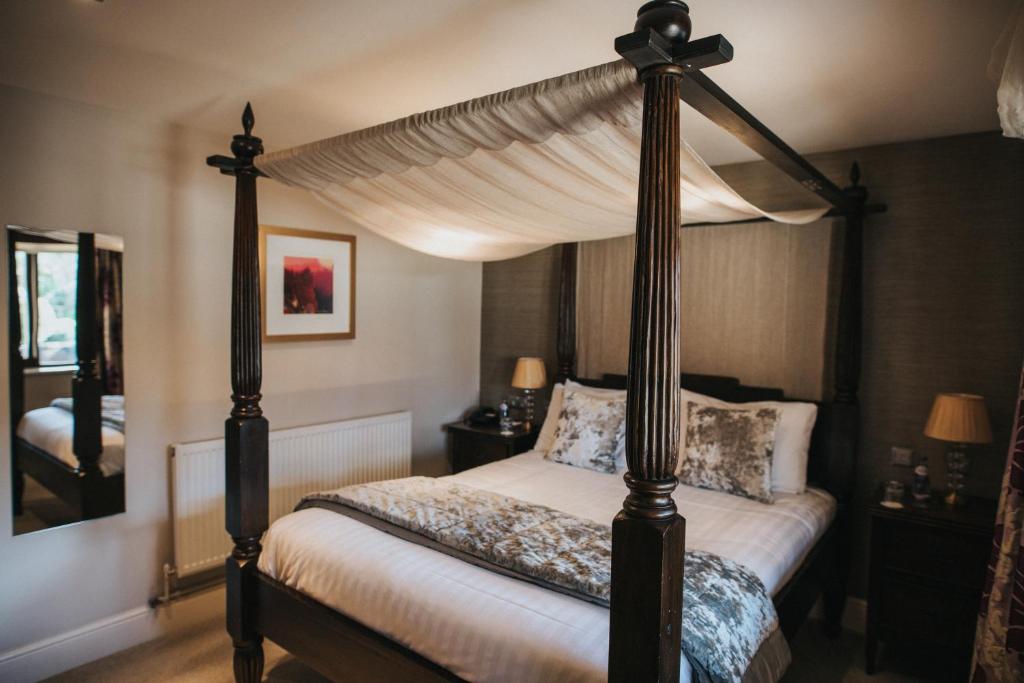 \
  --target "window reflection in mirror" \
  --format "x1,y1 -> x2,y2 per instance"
8,226 -> 126,534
